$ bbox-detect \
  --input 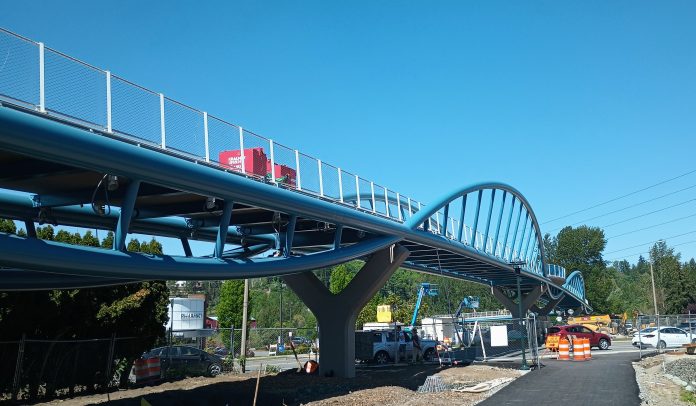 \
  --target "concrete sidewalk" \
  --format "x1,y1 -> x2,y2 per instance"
479,352 -> 640,405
